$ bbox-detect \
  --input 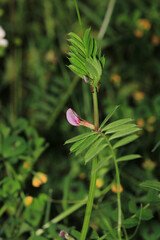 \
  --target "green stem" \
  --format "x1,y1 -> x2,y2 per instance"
80,158 -> 97,240
92,88 -> 99,130
101,134 -> 122,240
74,0 -> 83,36
98,0 -> 116,40
80,87 -> 99,240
